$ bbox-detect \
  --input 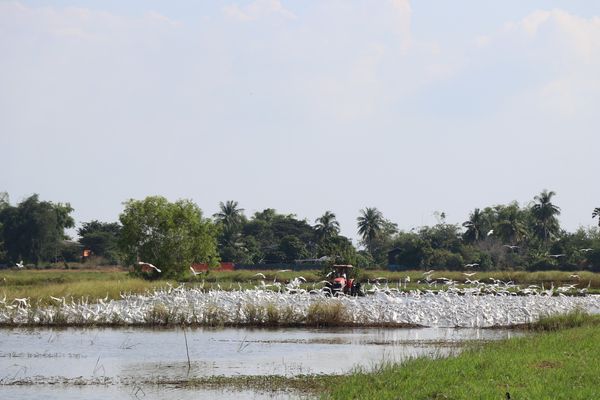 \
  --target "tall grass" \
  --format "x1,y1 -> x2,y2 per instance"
523,309 -> 600,331
0,270 -> 176,305
306,301 -> 351,327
